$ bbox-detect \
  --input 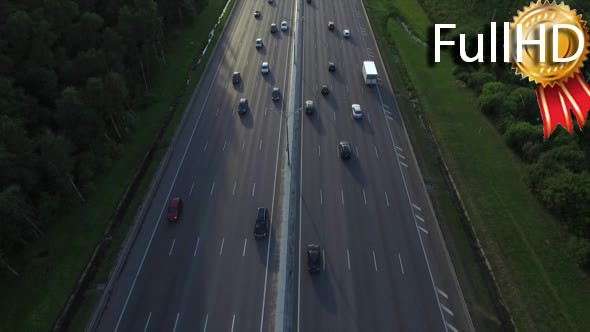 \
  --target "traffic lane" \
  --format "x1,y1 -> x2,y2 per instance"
95,0 -> 250,327
298,168 -> 360,332
342,0 -> 473,329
